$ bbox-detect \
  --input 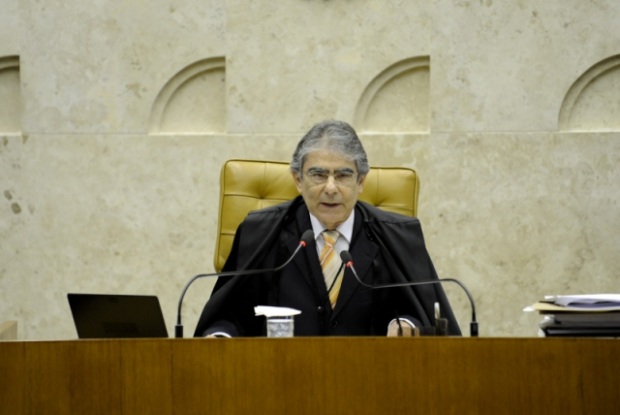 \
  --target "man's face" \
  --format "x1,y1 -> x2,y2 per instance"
292,149 -> 366,230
